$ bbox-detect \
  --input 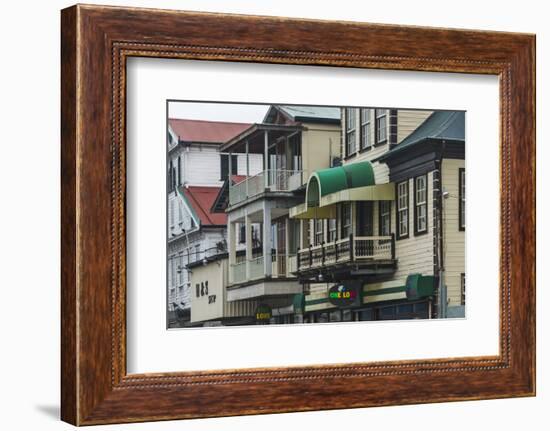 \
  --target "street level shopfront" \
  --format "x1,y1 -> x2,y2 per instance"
304,274 -> 434,322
